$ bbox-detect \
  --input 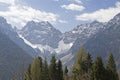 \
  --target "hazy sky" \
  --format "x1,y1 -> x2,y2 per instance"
0,0 -> 120,32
